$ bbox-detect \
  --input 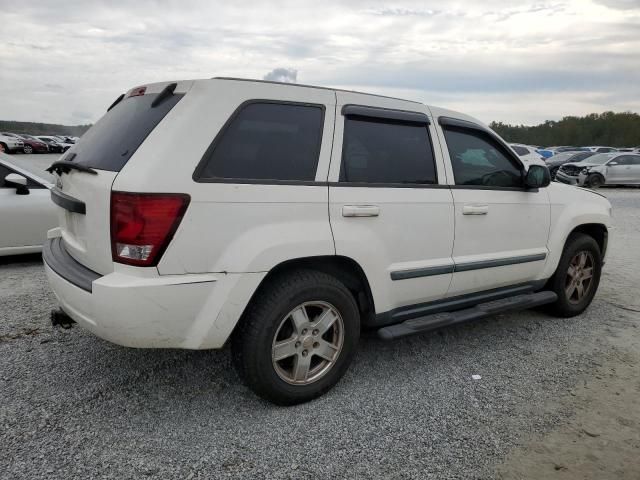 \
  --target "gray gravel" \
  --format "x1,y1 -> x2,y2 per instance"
1,188 -> 638,479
